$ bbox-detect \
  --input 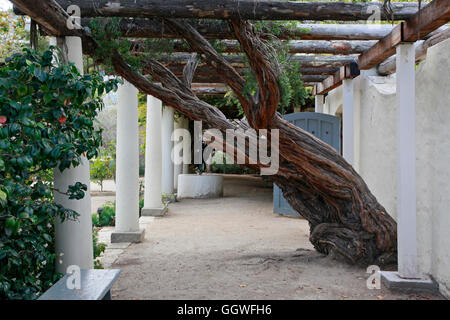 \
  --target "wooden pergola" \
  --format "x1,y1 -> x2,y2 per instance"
12,0 -> 449,98
10,0 -> 450,284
